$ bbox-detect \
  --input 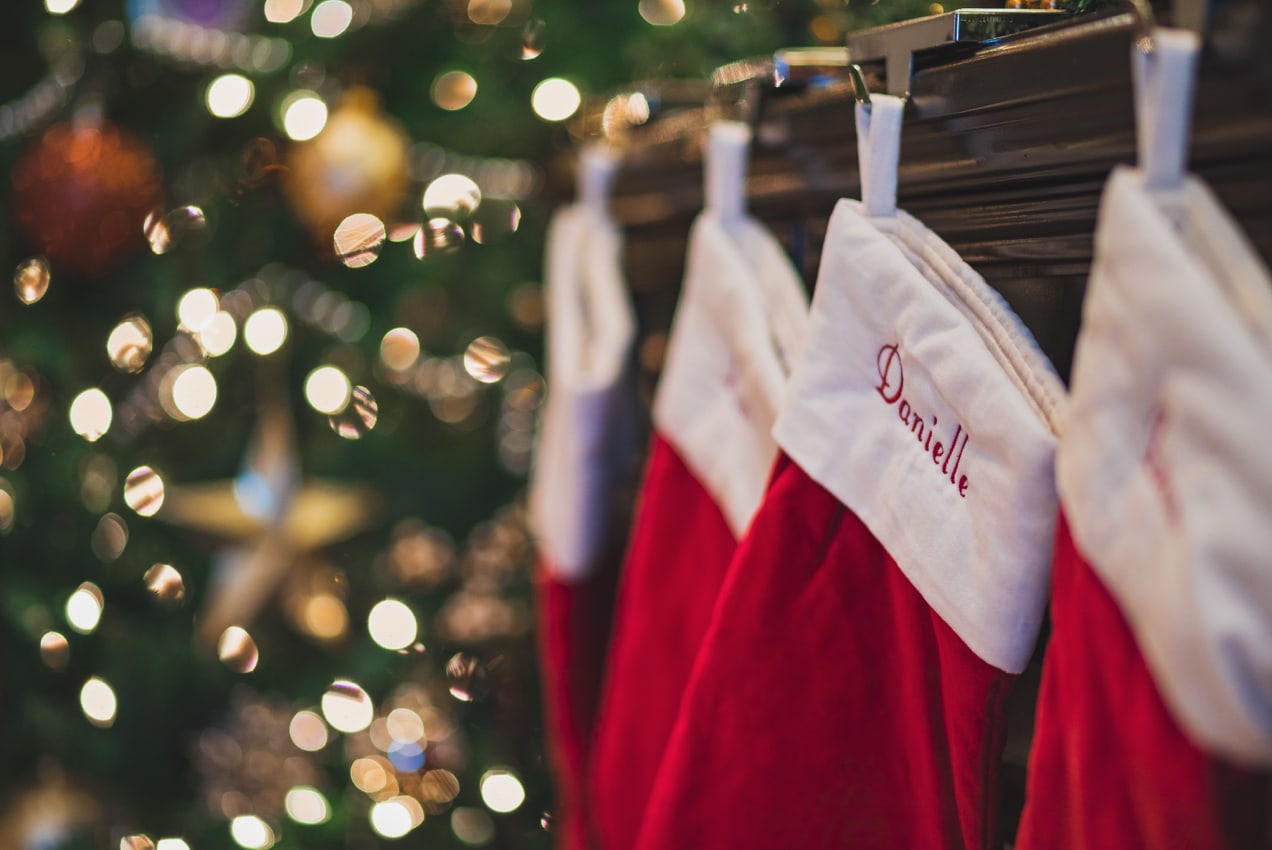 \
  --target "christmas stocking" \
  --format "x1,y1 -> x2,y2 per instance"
531,147 -> 637,850
588,123 -> 809,850
632,96 -> 1065,850
1015,169 -> 1272,848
